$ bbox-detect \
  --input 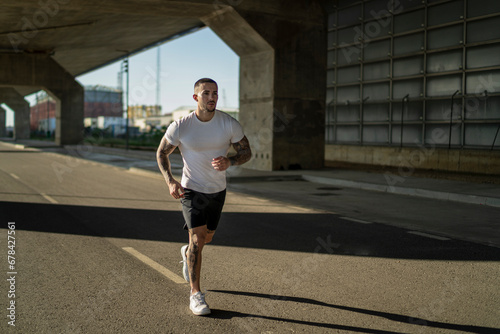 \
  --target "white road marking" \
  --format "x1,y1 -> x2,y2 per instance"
408,231 -> 450,241
122,247 -> 187,284
340,217 -> 373,224
41,193 -> 58,204
9,173 -> 59,204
